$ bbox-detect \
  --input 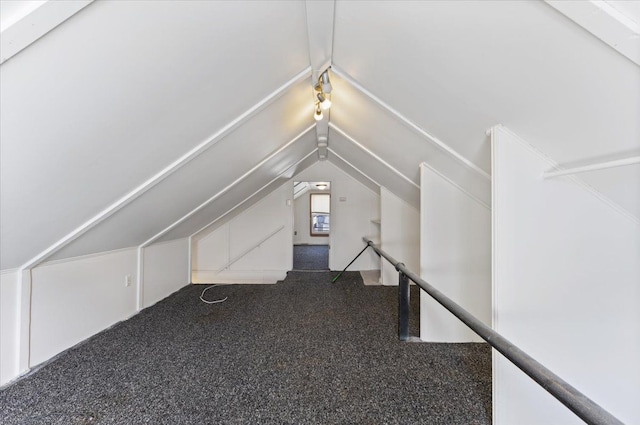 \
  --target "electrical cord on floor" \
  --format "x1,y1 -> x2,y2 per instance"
199,285 -> 228,304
